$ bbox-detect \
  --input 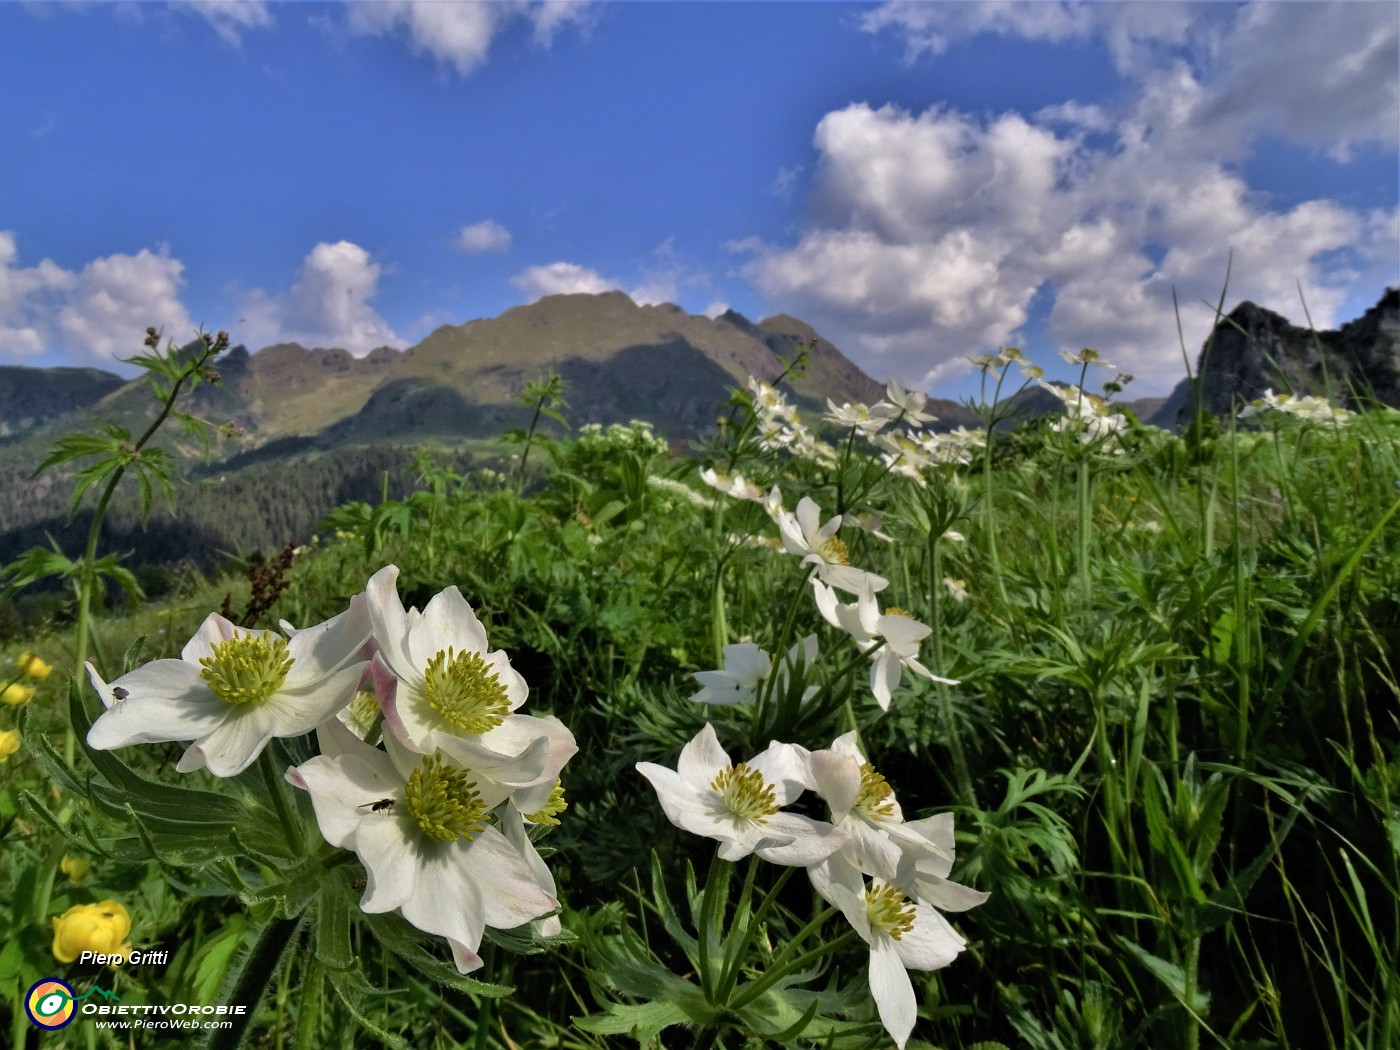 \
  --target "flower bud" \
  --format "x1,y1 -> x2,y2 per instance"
0,729 -> 19,762
2,682 -> 34,706
51,901 -> 133,964
60,855 -> 91,883
18,651 -> 52,681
